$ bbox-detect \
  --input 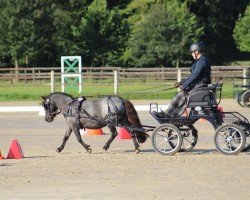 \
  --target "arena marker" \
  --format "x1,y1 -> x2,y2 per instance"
7,139 -> 24,159
117,128 -> 132,139
0,150 -> 4,159
80,128 -> 104,136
